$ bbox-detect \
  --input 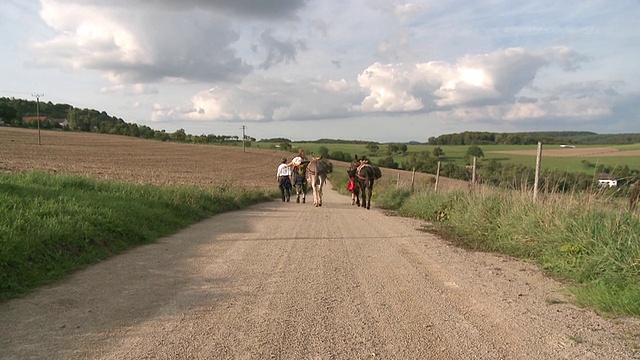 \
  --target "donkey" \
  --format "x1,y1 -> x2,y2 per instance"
306,157 -> 327,207
347,155 -> 376,210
